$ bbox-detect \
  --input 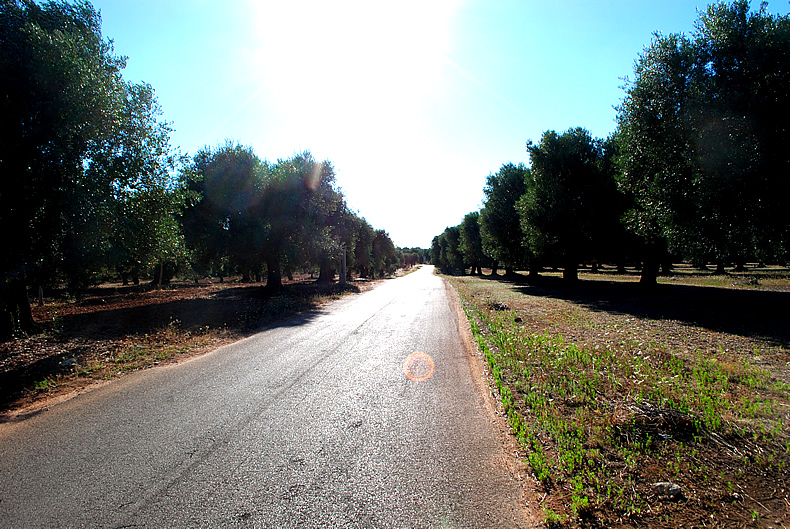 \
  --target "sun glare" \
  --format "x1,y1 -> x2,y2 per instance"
227,1 -> 466,248
242,0 -> 460,145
